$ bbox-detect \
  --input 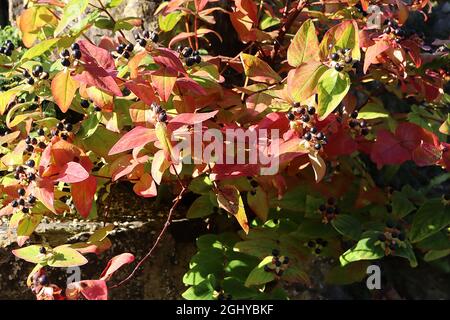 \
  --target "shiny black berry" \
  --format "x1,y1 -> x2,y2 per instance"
18,188 -> 26,196
22,207 -> 29,213
307,106 -> 316,115
11,199 -> 19,207
304,132 -> 312,141
28,195 -> 36,204
37,128 -> 45,136
27,77 -> 35,85
73,49 -> 81,60
182,47 -> 193,57
326,206 -> 334,214
350,110 -> 358,119
126,44 -> 134,52
361,128 -> 369,136
25,159 -> 35,168
283,256 -> 289,264
26,144 -> 34,152
138,39 -> 147,47
150,32 -> 159,42
33,65 -> 43,77
335,63 -> 344,72
286,111 -> 295,121
27,173 -> 36,181
316,132 -> 324,140
250,180 -> 258,188
193,54 -> 201,64
18,198 -> 25,206
81,99 -> 90,108
330,53 -> 339,61
60,49 -> 70,58
61,58 -> 71,67
25,136 -> 31,144
275,260 -> 282,267
314,143 -> 321,150
38,274 -> 49,286
71,43 -> 80,51
38,142 -> 47,149
158,112 -> 168,122
307,240 -> 315,247
64,123 -> 73,132
123,51 -> 130,59
315,248 -> 321,254
57,122 -> 64,131
302,114 -> 310,122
